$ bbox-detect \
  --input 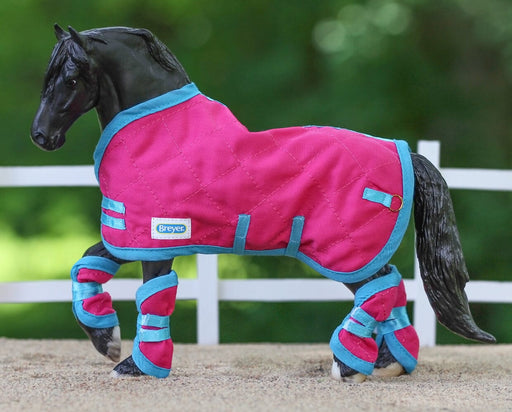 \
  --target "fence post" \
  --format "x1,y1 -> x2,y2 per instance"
196,254 -> 219,345
414,140 -> 440,346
